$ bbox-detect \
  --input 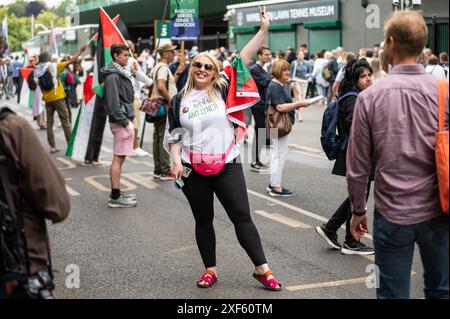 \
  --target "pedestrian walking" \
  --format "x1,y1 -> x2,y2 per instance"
315,58 -> 375,255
